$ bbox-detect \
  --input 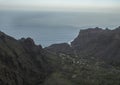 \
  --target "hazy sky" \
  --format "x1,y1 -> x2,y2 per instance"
0,0 -> 120,12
